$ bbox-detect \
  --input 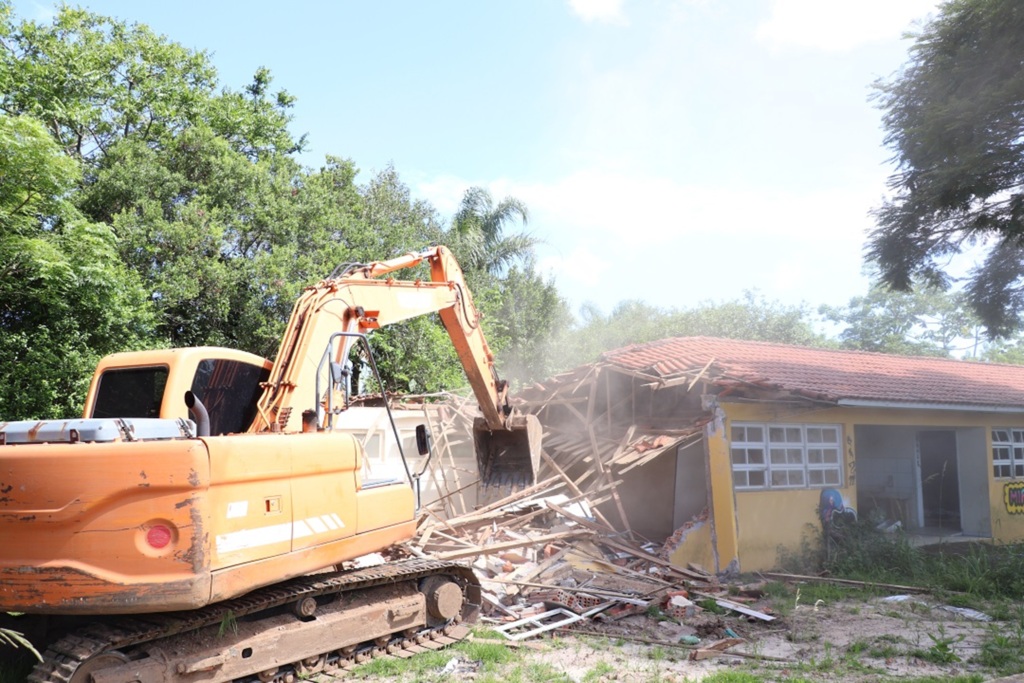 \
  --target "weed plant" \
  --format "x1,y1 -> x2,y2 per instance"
973,604 -> 1024,675
782,519 -> 1024,601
